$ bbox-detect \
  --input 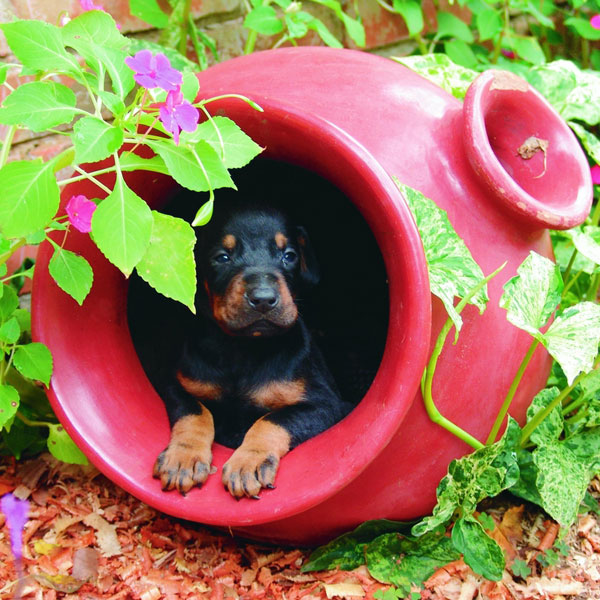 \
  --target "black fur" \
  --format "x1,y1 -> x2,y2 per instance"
153,202 -> 351,498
